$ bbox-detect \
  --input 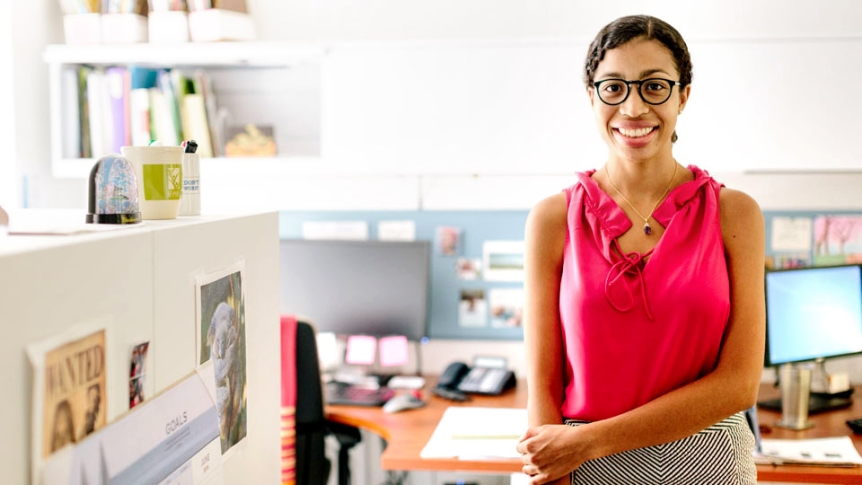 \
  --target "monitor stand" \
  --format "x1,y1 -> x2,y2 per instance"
757,360 -> 854,414
757,391 -> 853,414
